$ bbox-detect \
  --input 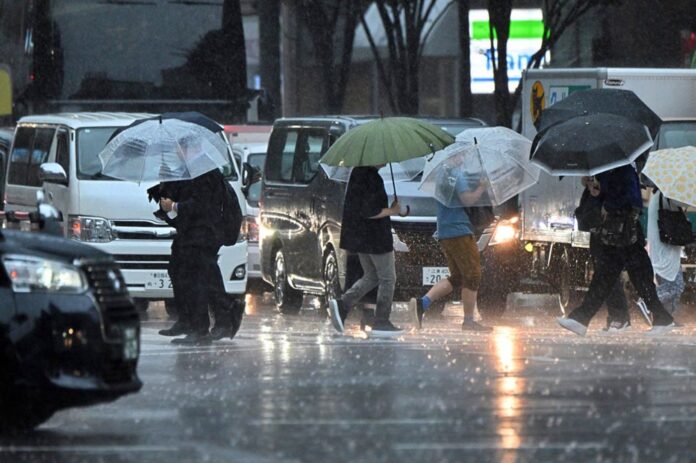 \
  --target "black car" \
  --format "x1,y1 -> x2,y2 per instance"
0,227 -> 141,432
258,116 -> 487,313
